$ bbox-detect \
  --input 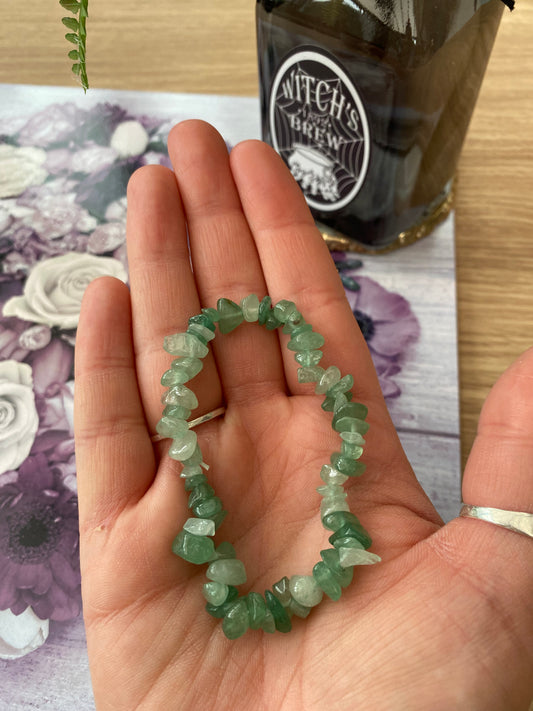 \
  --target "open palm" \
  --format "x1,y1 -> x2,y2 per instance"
74,121 -> 533,711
